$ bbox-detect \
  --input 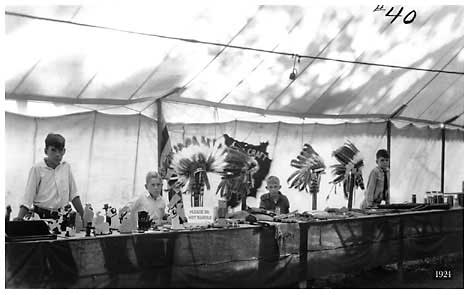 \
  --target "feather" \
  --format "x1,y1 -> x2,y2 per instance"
215,146 -> 259,207
171,137 -> 227,196
287,170 -> 301,183
329,140 -> 365,197
288,144 -> 325,195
